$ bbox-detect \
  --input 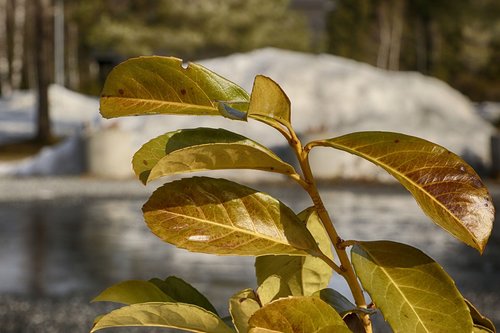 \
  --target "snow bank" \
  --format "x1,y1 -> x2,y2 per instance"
0,48 -> 494,180
200,48 -> 494,180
